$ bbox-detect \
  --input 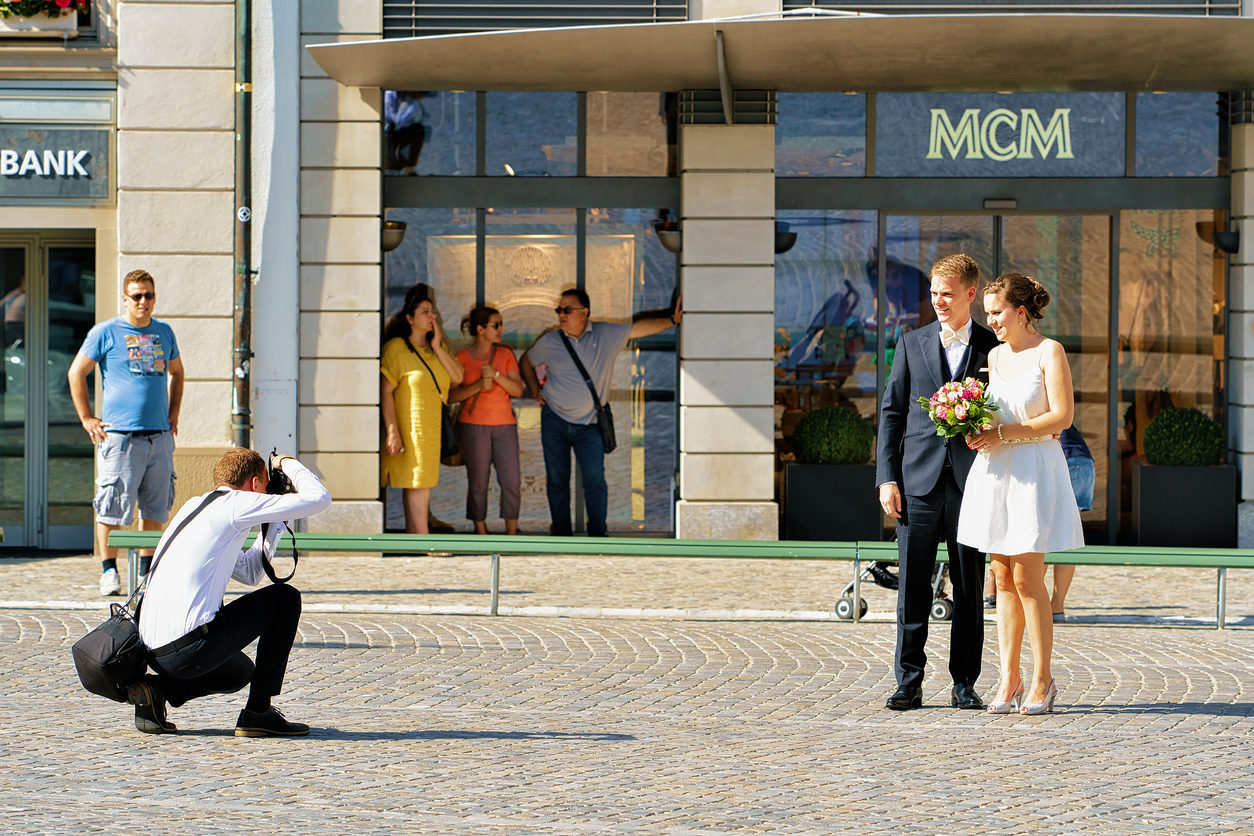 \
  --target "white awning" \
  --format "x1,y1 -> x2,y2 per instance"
307,14 -> 1254,93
